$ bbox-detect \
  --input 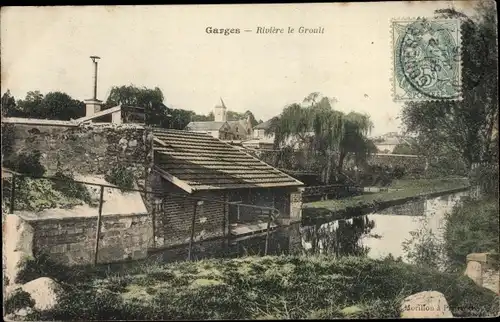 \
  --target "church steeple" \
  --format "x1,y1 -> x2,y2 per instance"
214,98 -> 227,122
